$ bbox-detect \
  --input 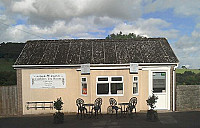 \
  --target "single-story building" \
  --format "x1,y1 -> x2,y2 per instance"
13,38 -> 179,115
